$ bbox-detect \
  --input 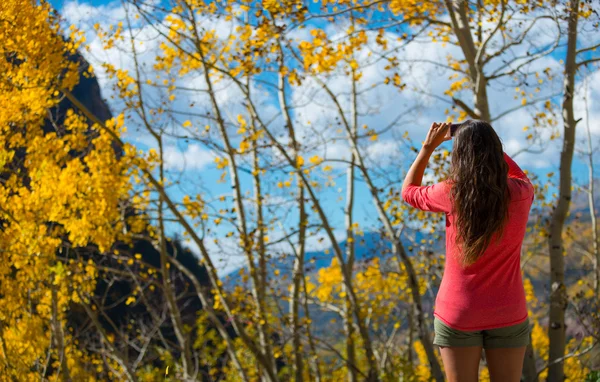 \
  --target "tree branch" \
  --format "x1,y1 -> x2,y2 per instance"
452,97 -> 481,119
577,57 -> 600,68
491,92 -> 561,122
